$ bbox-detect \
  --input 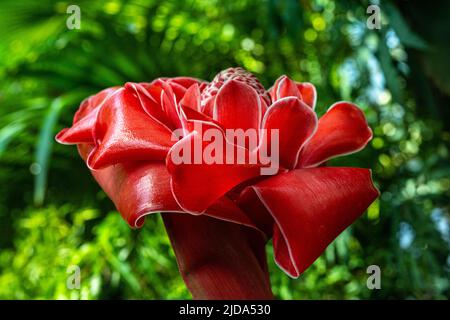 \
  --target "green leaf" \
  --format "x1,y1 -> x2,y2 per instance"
33,98 -> 64,206
378,35 -> 402,103
0,123 -> 25,156
33,92 -> 88,206
385,2 -> 429,50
